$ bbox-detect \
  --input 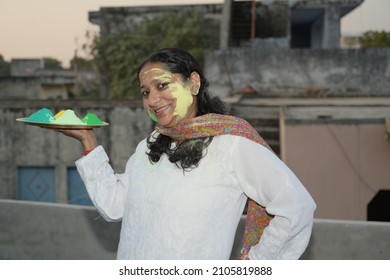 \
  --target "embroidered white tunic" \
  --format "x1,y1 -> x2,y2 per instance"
75,134 -> 316,260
